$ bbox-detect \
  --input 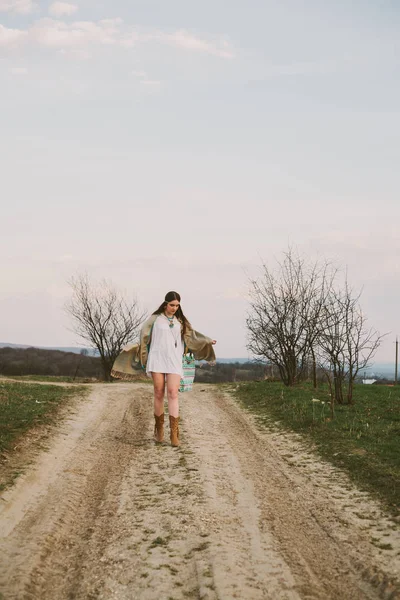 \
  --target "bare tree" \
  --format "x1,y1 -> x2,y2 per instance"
247,250 -> 333,386
247,249 -> 382,401
317,291 -> 349,405
65,274 -> 146,381
317,281 -> 383,404
303,263 -> 337,389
